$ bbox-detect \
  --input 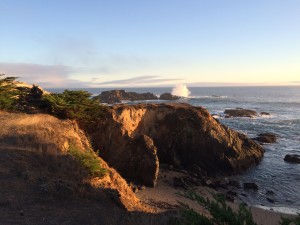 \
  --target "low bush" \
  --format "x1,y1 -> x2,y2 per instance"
68,144 -> 107,178
176,191 -> 257,225
175,191 -> 300,225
